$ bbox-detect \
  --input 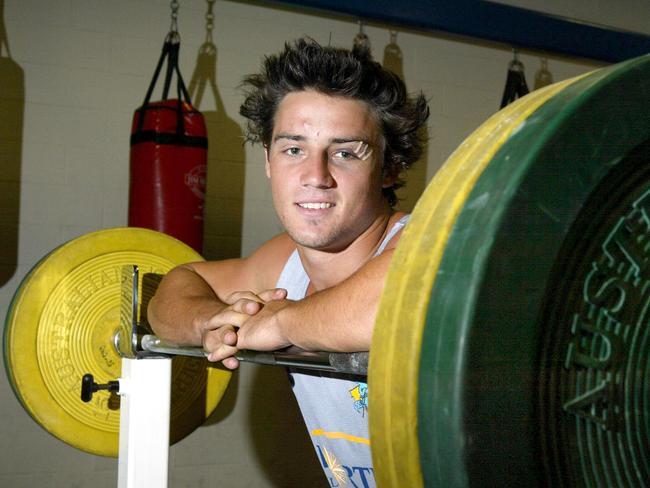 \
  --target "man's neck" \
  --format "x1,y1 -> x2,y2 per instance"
297,211 -> 404,292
